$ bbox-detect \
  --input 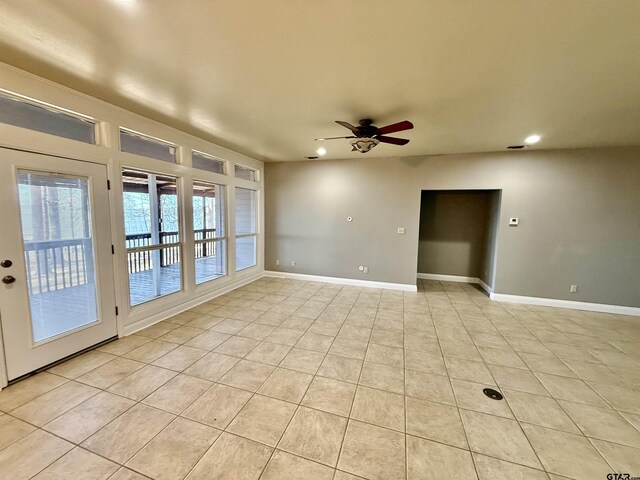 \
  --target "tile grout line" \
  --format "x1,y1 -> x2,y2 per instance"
180,281 -> 357,479
2,277 -> 639,479
121,282 -> 313,479
425,280 -> 482,480
183,282 -> 327,479
468,283 -> 625,475
457,282 -> 552,476
6,283 -> 298,478
255,283 -> 357,478
441,282 -> 554,475
332,292 -> 383,478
